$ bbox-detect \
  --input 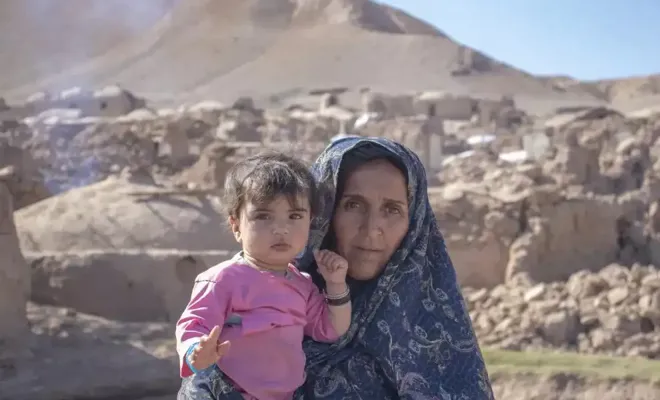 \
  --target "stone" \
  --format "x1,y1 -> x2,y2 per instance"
606,286 -> 630,306
523,283 -> 546,302
540,310 -> 580,346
